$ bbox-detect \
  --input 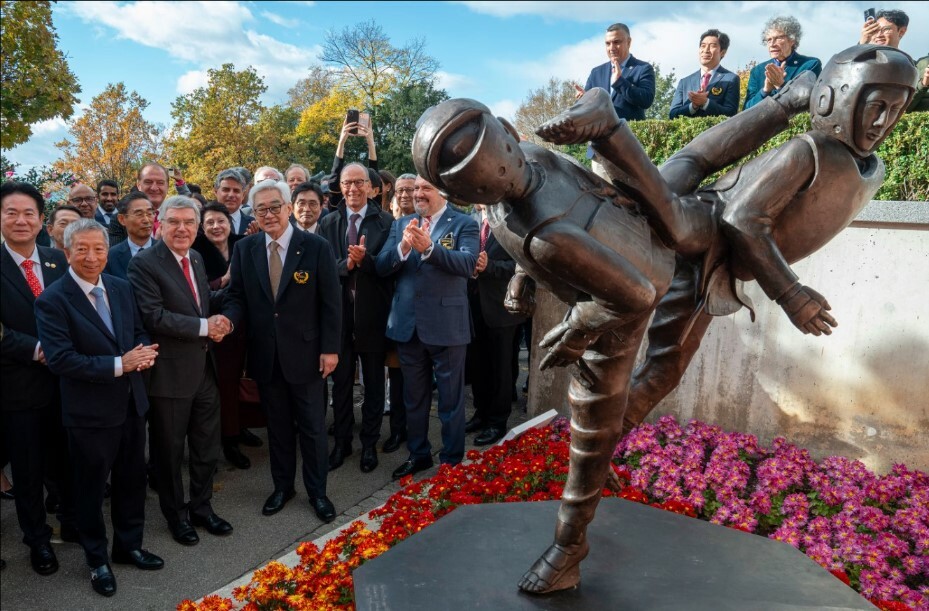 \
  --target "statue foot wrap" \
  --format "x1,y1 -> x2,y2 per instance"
535,88 -> 620,145
518,540 -> 589,594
